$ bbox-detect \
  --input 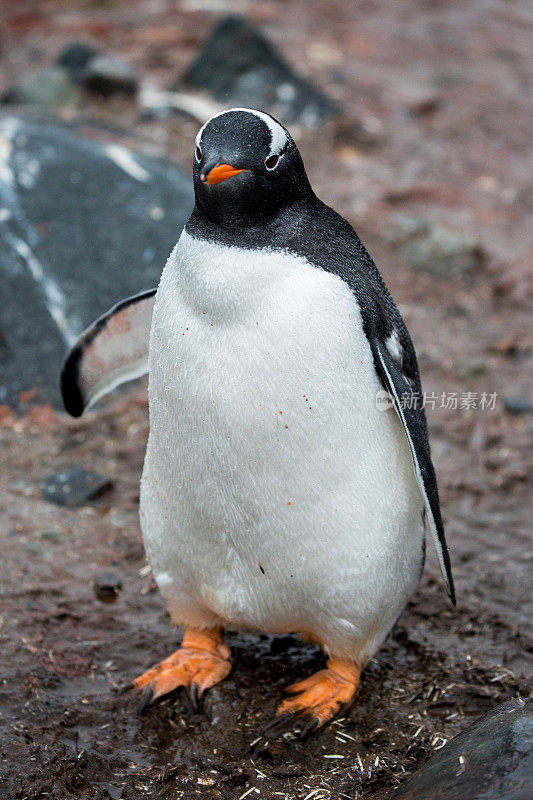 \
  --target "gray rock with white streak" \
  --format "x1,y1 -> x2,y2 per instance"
0,114 -> 192,407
